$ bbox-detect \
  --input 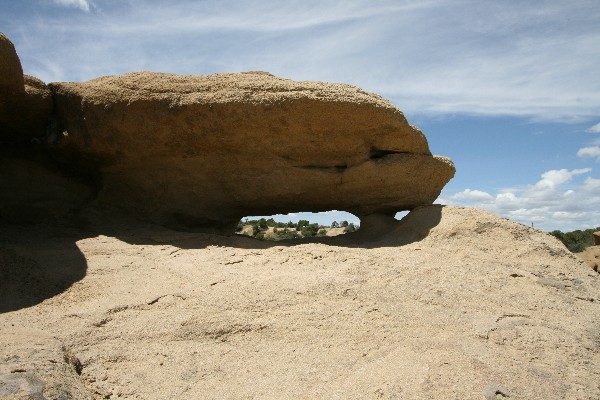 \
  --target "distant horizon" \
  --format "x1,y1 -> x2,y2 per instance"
1,0 -> 599,231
